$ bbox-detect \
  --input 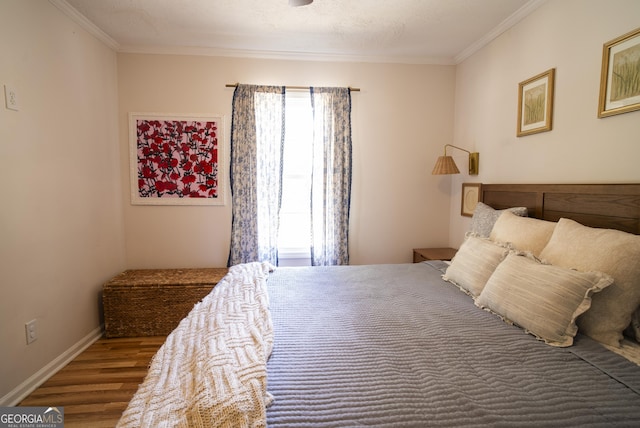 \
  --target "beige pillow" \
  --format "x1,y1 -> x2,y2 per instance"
443,236 -> 510,297
539,218 -> 640,347
476,253 -> 613,347
490,211 -> 556,257
469,202 -> 528,238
